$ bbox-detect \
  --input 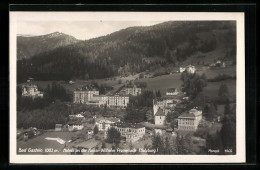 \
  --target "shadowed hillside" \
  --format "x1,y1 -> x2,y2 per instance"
17,21 -> 236,82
